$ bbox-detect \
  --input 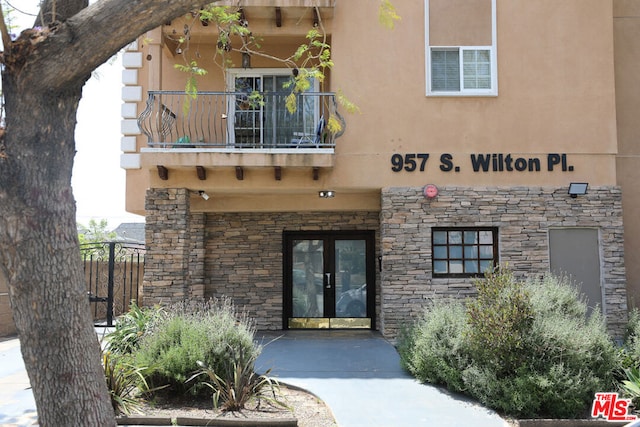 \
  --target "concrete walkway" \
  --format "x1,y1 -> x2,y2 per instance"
0,329 -> 510,427
0,337 -> 37,426
255,330 -> 510,427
